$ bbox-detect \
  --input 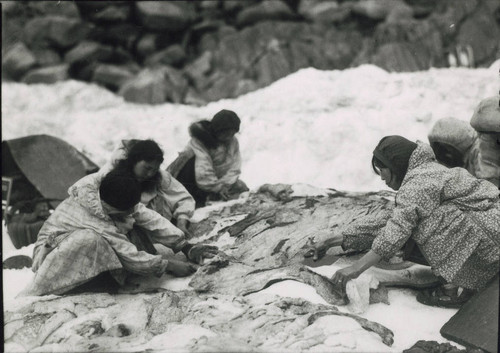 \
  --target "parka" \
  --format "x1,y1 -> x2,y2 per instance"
369,143 -> 499,289
171,121 -> 242,193
33,173 -> 188,277
100,140 -> 195,221
427,117 -> 480,177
